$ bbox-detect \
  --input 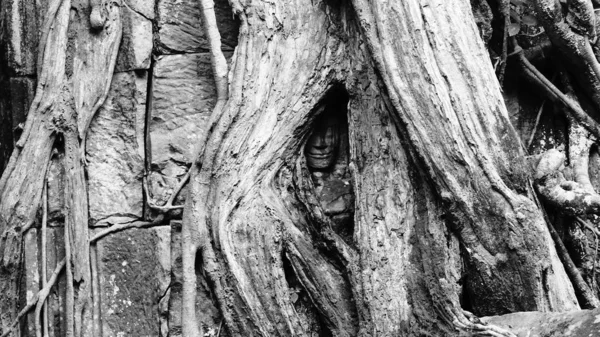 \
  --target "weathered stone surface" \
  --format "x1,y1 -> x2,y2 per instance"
115,5 -> 153,72
1,0 -> 45,75
97,226 -> 169,337
125,0 -> 155,20
86,71 -> 146,223
148,53 -> 230,205
157,0 -> 238,53
483,309 -> 600,336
